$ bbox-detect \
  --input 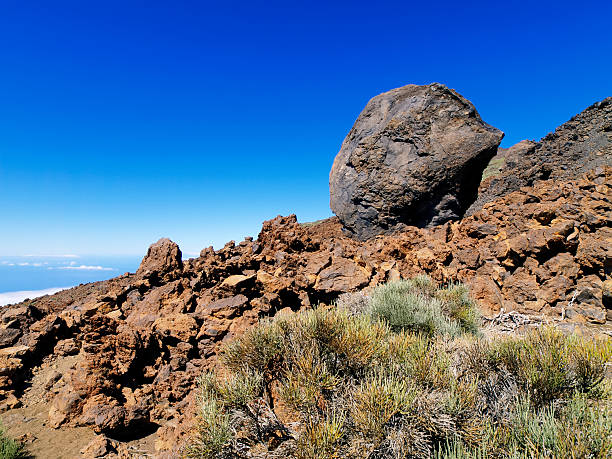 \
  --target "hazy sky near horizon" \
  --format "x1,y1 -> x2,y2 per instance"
0,0 -> 610,256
